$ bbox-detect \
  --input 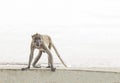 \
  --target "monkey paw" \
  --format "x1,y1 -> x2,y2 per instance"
51,68 -> 56,72
46,66 -> 51,68
21,67 -> 30,71
33,65 -> 41,68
